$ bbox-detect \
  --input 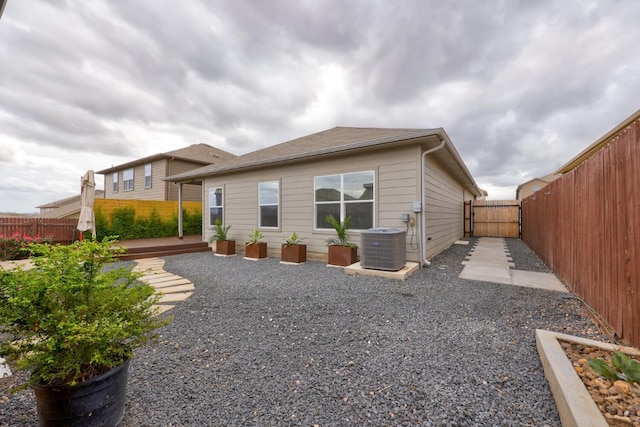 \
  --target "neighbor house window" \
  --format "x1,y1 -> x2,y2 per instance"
144,163 -> 152,188
259,181 -> 279,228
123,168 -> 134,191
314,171 -> 374,230
209,187 -> 223,225
112,172 -> 119,193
